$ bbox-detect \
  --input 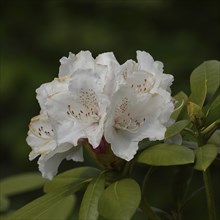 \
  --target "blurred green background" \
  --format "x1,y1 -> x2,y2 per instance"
1,0 -> 219,219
